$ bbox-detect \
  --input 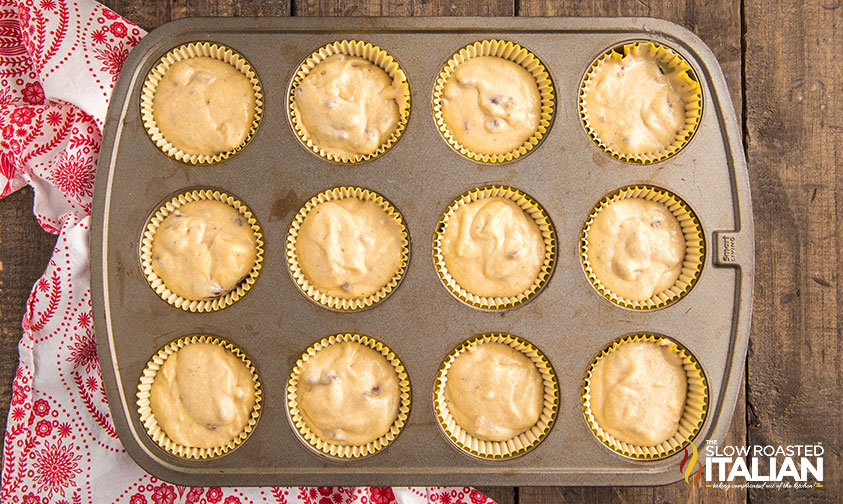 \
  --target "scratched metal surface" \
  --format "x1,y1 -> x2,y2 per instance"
91,16 -> 753,486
